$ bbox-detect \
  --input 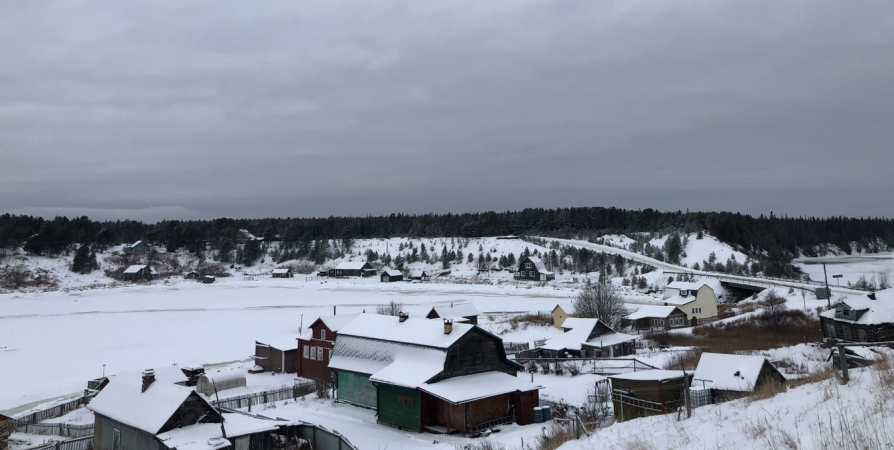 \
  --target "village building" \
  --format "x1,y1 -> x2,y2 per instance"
123,240 -> 150,254
195,369 -> 247,397
609,370 -> 690,422
820,291 -> 894,343
663,281 -> 719,323
623,305 -> 688,331
536,318 -> 637,358
329,261 -> 375,278
408,270 -> 431,281
515,256 -> 555,282
271,268 -> 293,278
551,303 -> 576,328
202,275 -> 215,284
184,271 -> 200,280
297,314 -> 360,380
426,302 -> 480,325
329,314 -> 541,434
692,353 -> 786,402
88,369 -> 292,450
254,336 -> 300,374
122,265 -> 155,281
380,269 -> 404,282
